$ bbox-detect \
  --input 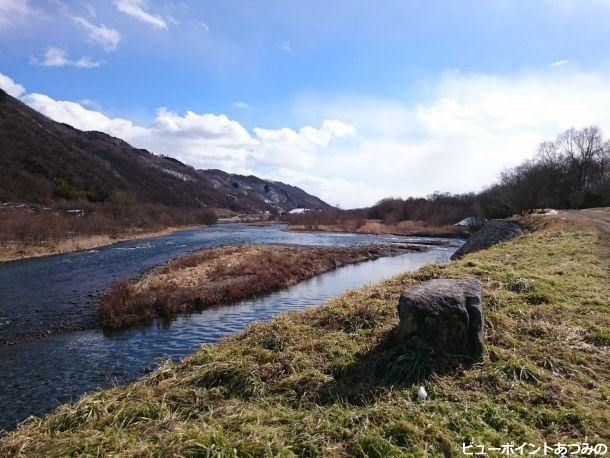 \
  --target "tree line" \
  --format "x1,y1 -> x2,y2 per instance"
0,200 -> 217,246
286,126 -> 610,227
